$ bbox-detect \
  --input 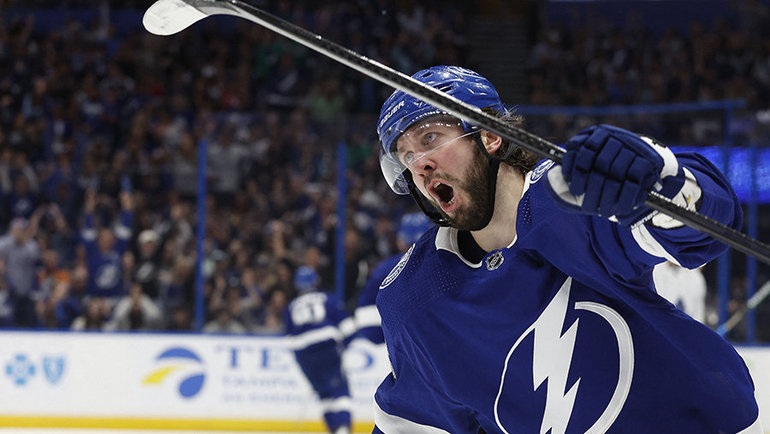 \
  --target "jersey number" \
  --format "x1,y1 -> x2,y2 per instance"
291,300 -> 326,326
